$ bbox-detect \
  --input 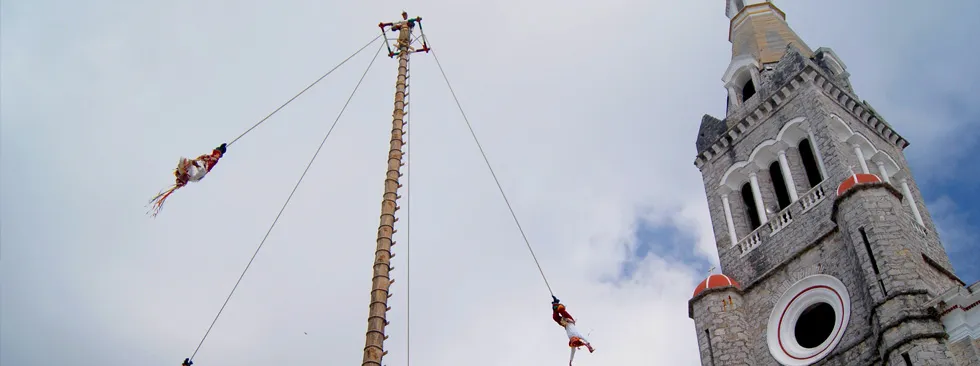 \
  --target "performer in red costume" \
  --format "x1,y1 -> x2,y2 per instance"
552,296 -> 595,365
